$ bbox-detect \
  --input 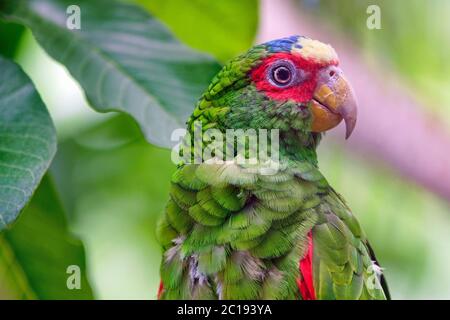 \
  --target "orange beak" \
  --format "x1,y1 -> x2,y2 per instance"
310,66 -> 357,139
